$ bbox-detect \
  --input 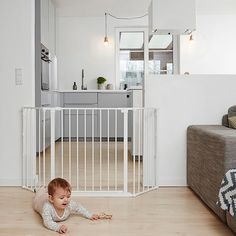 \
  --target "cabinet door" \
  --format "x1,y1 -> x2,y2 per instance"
63,104 -> 98,138
63,92 -> 97,104
63,92 -> 98,138
98,93 -> 128,108
98,93 -> 129,138
36,110 -> 51,153
64,113 -> 98,138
